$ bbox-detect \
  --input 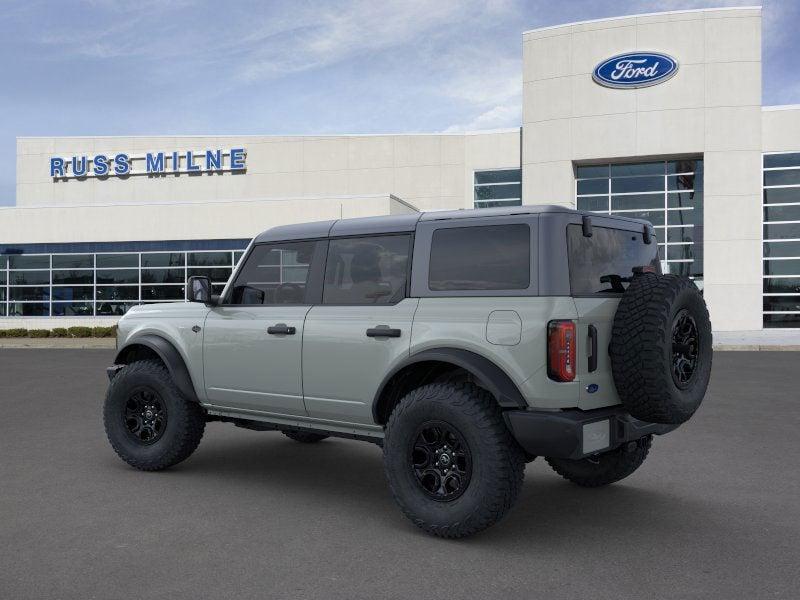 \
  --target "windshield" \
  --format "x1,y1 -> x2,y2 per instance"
567,224 -> 660,295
